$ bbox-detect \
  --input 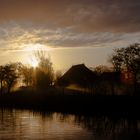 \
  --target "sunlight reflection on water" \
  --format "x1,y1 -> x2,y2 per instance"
0,109 -> 92,140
